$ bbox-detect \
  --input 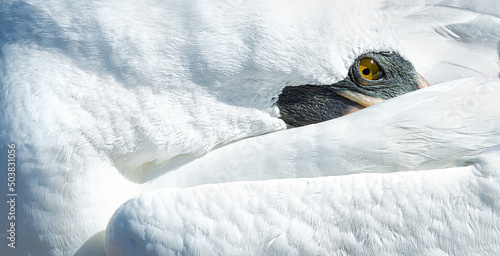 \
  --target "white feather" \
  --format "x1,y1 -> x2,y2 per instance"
0,0 -> 499,255
107,160 -> 500,256
382,0 -> 500,83
145,77 -> 500,188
